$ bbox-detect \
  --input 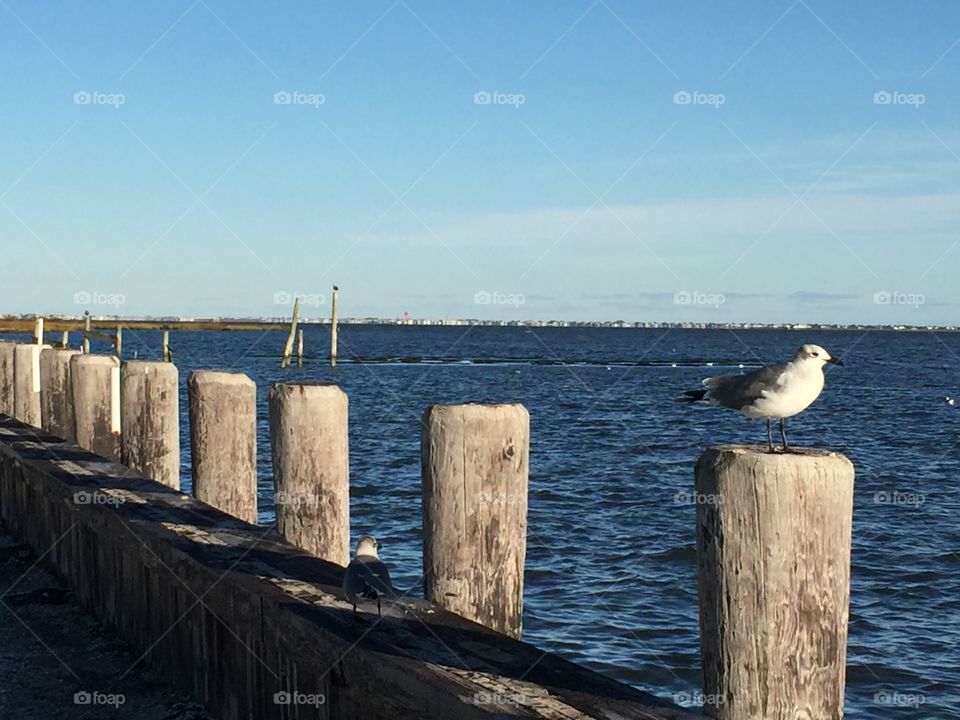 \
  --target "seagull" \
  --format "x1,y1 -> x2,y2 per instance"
343,535 -> 397,616
680,344 -> 844,452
